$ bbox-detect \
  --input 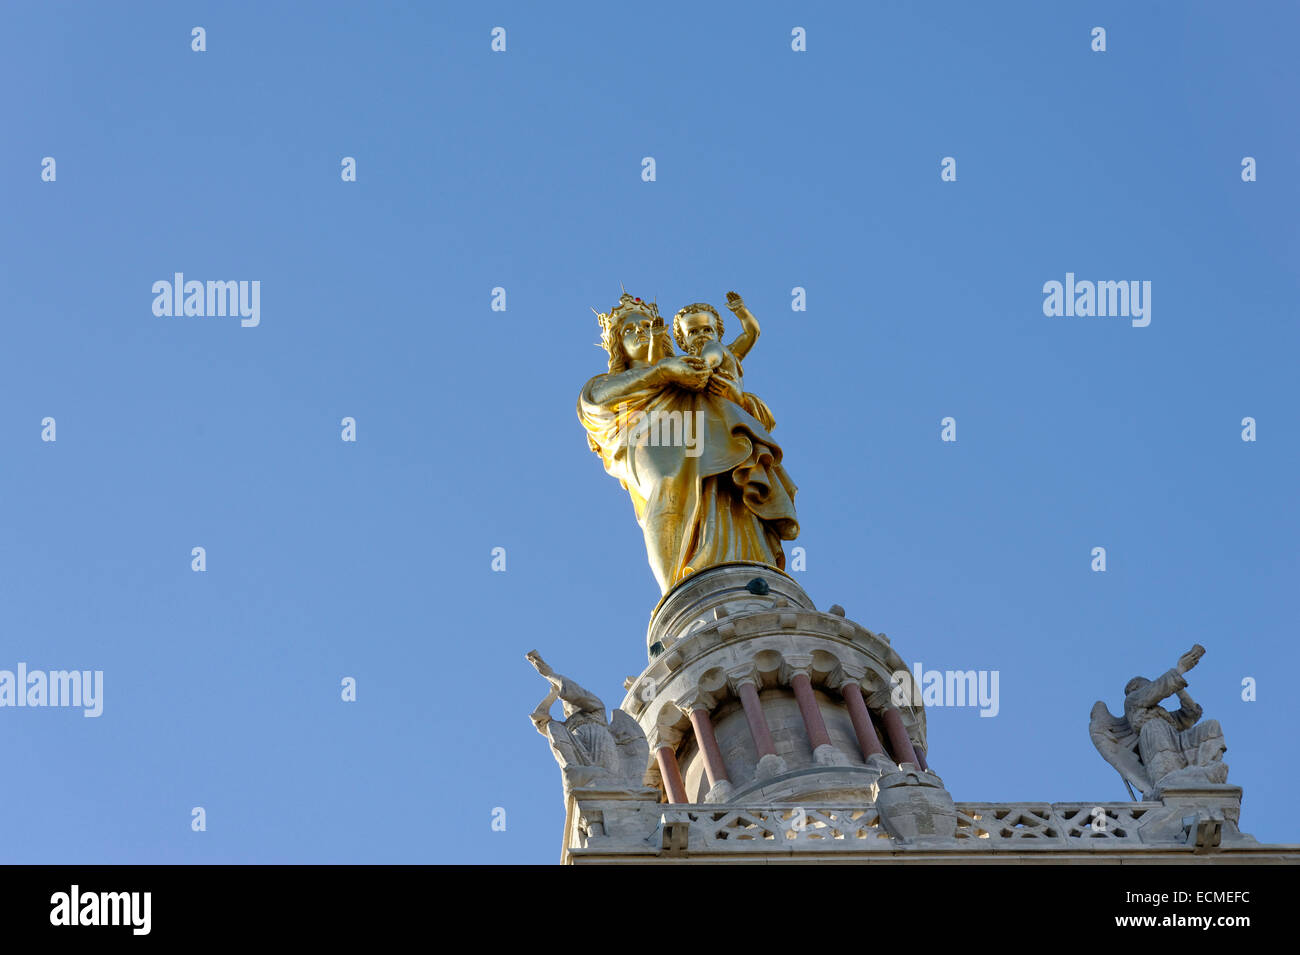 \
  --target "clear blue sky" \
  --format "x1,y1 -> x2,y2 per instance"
2,1 -> 1296,863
